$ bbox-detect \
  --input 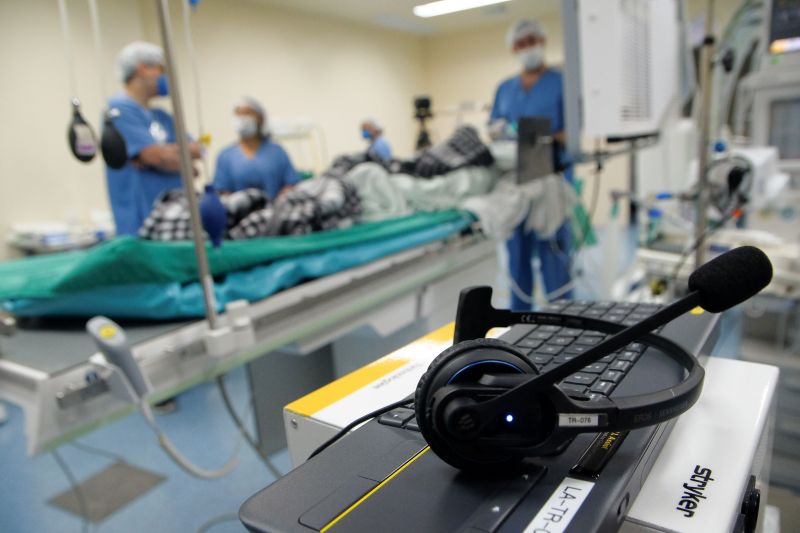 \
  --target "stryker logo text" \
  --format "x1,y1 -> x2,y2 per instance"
676,465 -> 714,518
